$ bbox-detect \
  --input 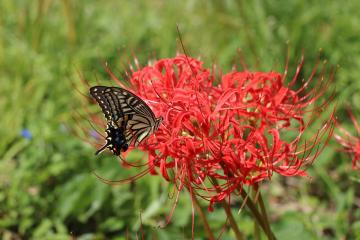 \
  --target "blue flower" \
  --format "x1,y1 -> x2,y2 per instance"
21,129 -> 32,139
